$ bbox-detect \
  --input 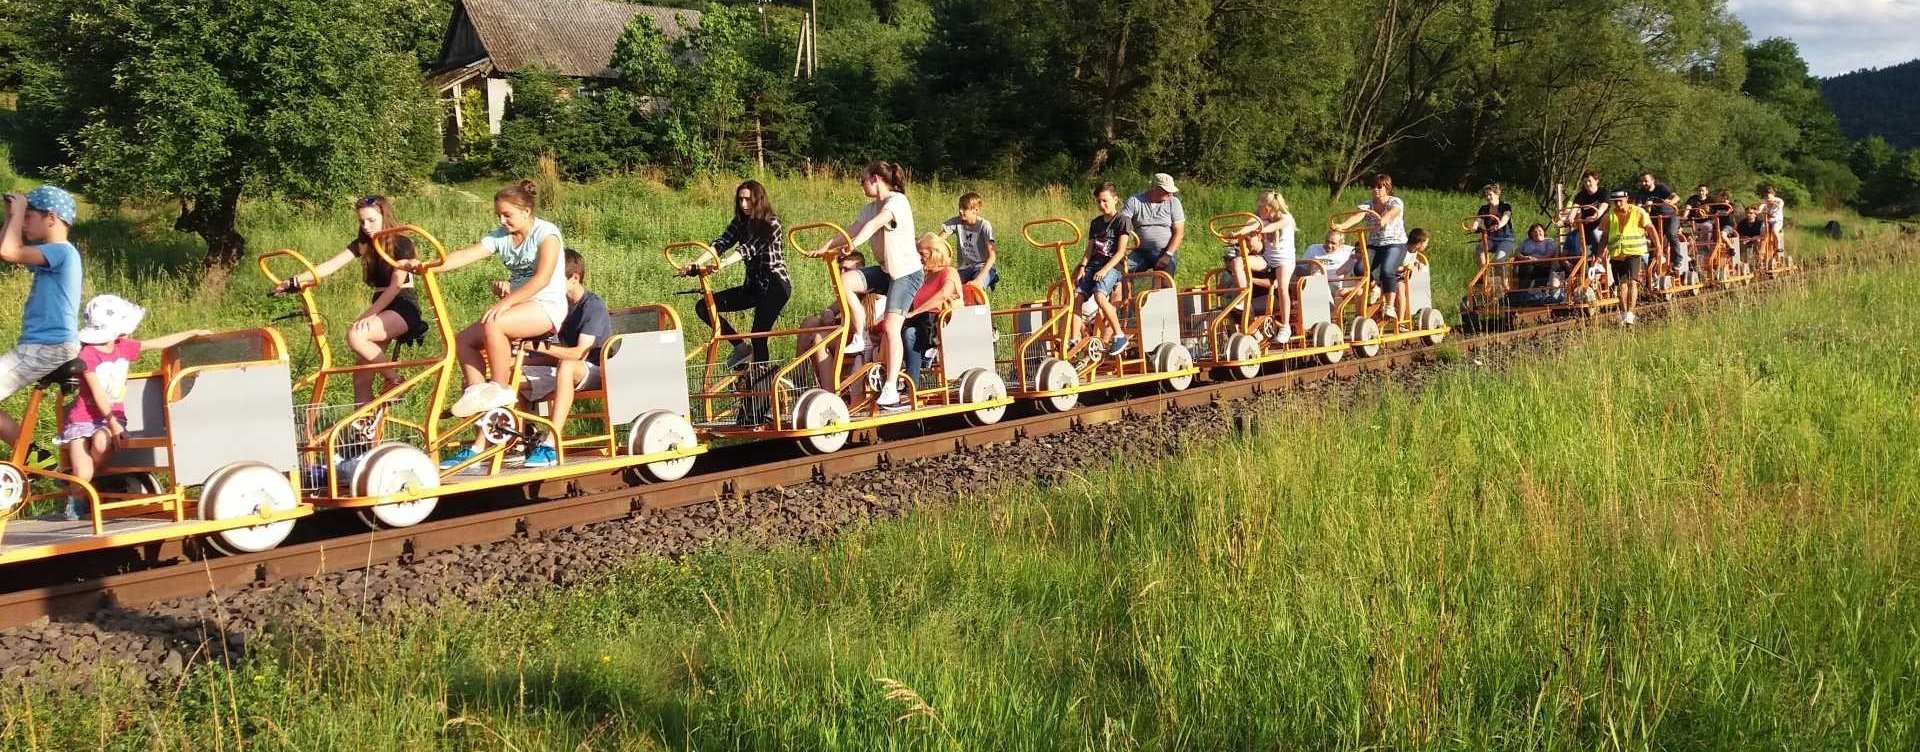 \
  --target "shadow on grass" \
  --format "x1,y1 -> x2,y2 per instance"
72,215 -> 206,280
445,667 -> 710,750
